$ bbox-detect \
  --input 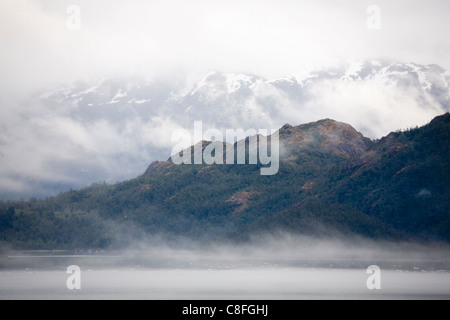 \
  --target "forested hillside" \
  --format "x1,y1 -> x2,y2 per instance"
1,113 -> 449,250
